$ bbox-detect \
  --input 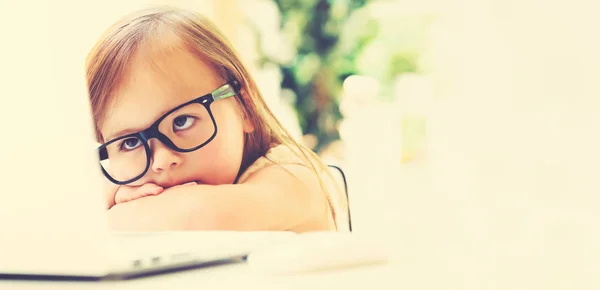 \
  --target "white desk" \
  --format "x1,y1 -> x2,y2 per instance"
0,257 -> 399,290
0,226 -> 401,290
